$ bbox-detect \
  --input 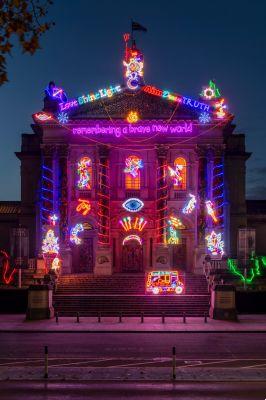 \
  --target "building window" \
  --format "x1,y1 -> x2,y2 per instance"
124,155 -> 143,190
174,157 -> 186,190
77,157 -> 92,190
